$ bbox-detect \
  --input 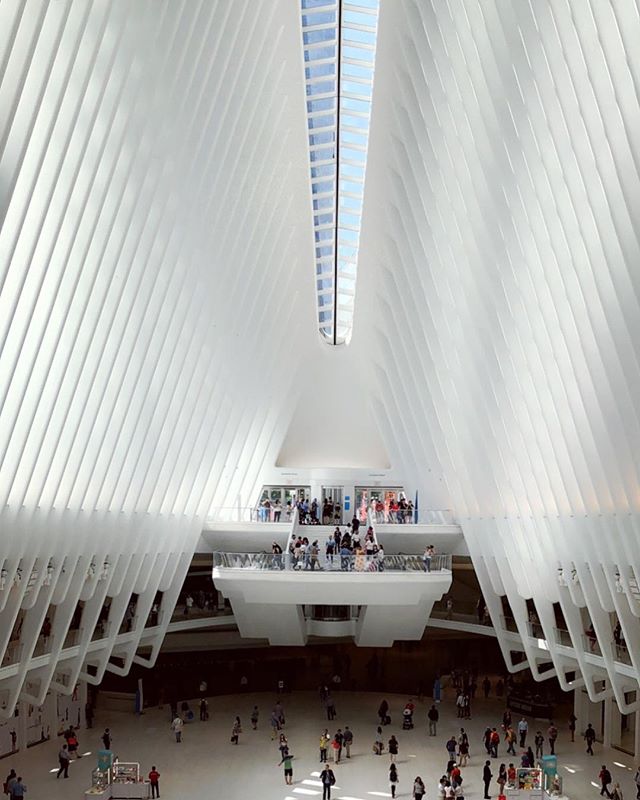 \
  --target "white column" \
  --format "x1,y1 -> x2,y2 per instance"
603,696 -> 621,748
